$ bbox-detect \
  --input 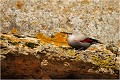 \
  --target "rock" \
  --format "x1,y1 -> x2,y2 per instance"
0,0 -> 119,45
106,44 -> 119,55
0,33 -> 119,79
